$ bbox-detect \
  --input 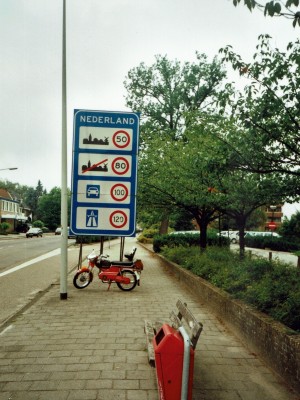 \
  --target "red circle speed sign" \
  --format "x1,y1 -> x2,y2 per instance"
111,157 -> 130,175
109,210 -> 128,228
113,130 -> 131,149
111,184 -> 129,202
